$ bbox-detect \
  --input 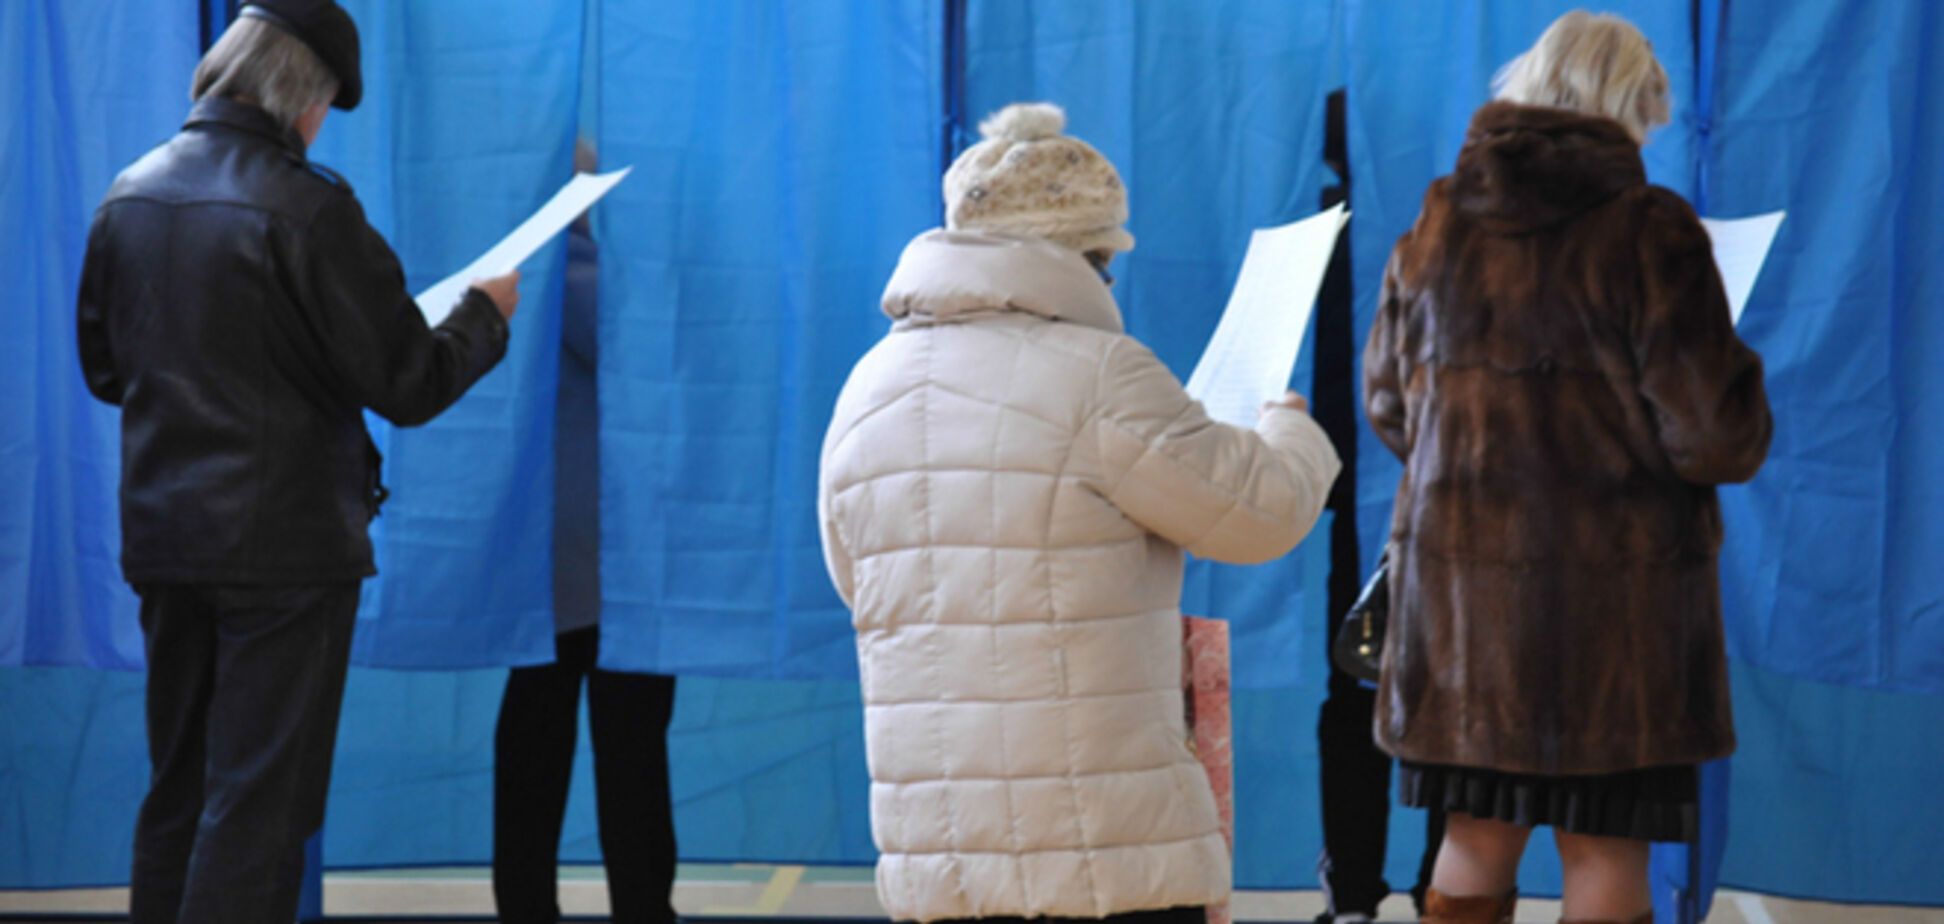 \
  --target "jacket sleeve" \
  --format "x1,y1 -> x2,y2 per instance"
1089,337 -> 1342,565
296,191 -> 511,427
817,410 -> 857,608
1630,189 -> 1773,484
76,212 -> 122,406
817,474 -> 856,608
1362,247 -> 1411,461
